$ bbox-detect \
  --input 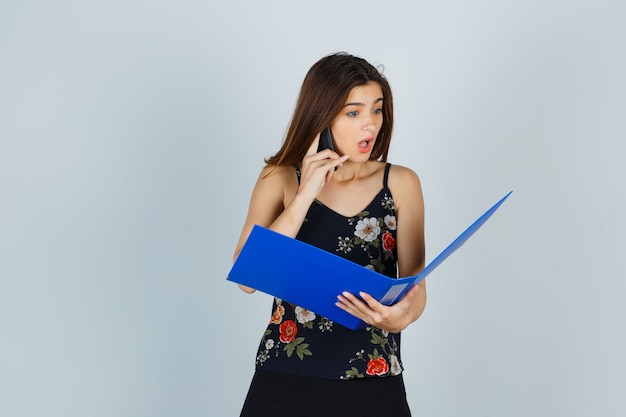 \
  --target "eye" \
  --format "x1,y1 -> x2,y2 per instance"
373,108 -> 383,115
347,111 -> 359,117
